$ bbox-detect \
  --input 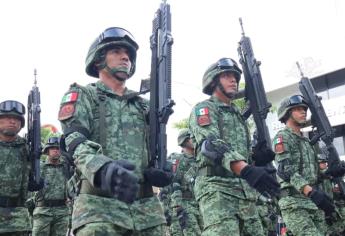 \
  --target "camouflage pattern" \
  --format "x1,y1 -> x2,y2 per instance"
59,81 -> 165,234
32,158 -> 70,236
0,136 -> 32,234
169,152 -> 203,235
318,169 -> 345,235
256,195 -> 277,236
189,96 -> 264,235
273,127 -> 327,235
